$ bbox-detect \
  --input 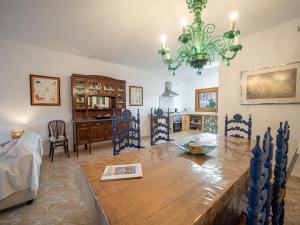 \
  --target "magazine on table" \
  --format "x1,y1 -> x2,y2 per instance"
101,163 -> 143,181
